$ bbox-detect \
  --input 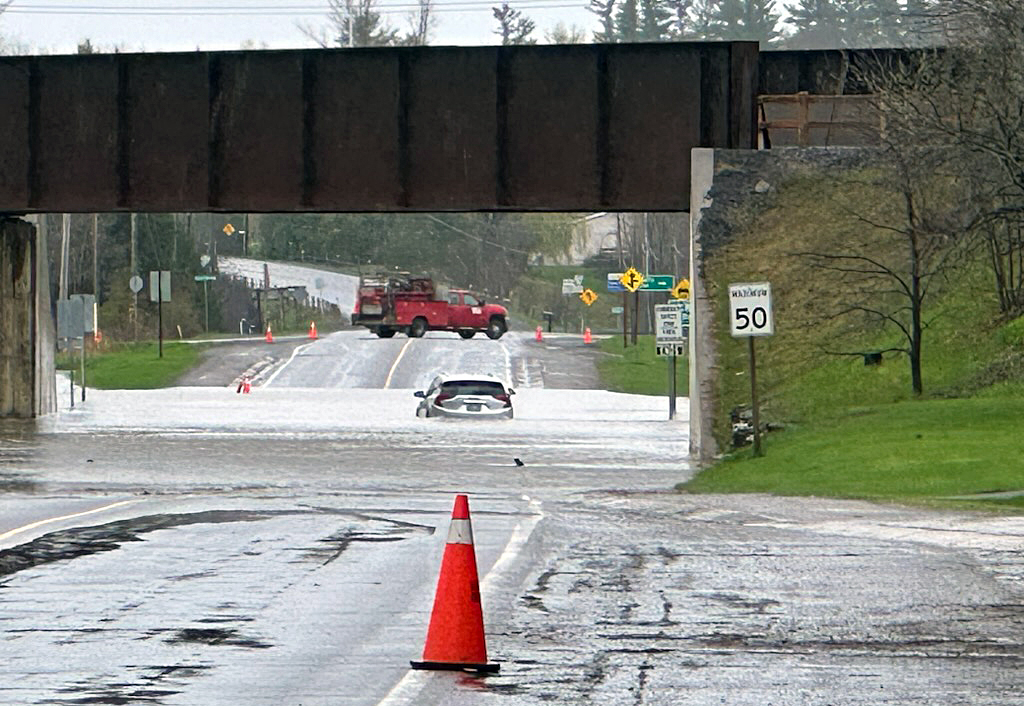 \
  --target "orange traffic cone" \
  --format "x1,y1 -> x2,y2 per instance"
309,321 -> 318,339
411,494 -> 499,674
265,325 -> 274,344
534,325 -> 543,342
584,327 -> 592,344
